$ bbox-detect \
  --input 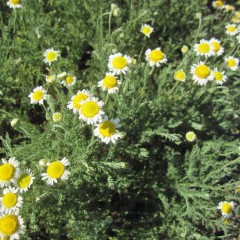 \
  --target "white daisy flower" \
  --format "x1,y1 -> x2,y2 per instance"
224,5 -> 235,12
7,0 -> 22,9
43,48 -> 60,65
225,24 -> 240,36
231,16 -> 240,24
213,68 -> 227,85
140,24 -> 153,38
67,90 -> 92,114
0,187 -> 22,214
212,1 -> 224,9
0,158 -> 20,188
79,97 -> 105,125
0,213 -> 25,239
28,86 -> 47,105
41,158 -> 70,185
97,73 -> 121,94
218,201 -> 235,218
61,74 -> 76,87
193,39 -> 214,58
225,56 -> 239,71
94,117 -> 121,144
107,53 -> 132,75
210,38 -> 224,56
191,61 -> 214,85
145,47 -> 167,67
14,169 -> 35,192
